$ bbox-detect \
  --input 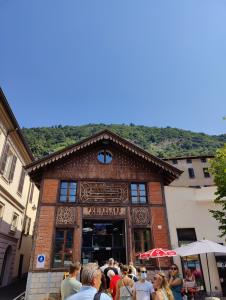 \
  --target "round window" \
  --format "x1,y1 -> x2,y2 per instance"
97,150 -> 112,164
